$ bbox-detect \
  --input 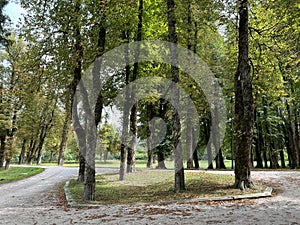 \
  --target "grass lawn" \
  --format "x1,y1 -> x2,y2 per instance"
0,166 -> 44,185
40,159 -> 290,170
55,159 -> 234,169
68,169 -> 267,205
